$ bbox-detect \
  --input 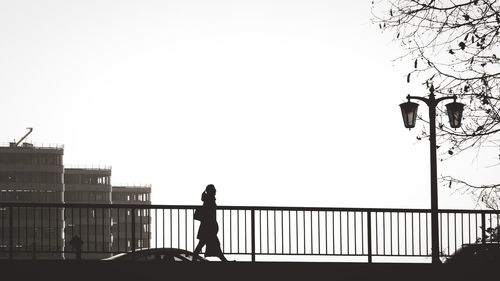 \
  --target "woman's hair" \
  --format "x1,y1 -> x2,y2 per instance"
205,184 -> 216,195
202,184 -> 216,201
